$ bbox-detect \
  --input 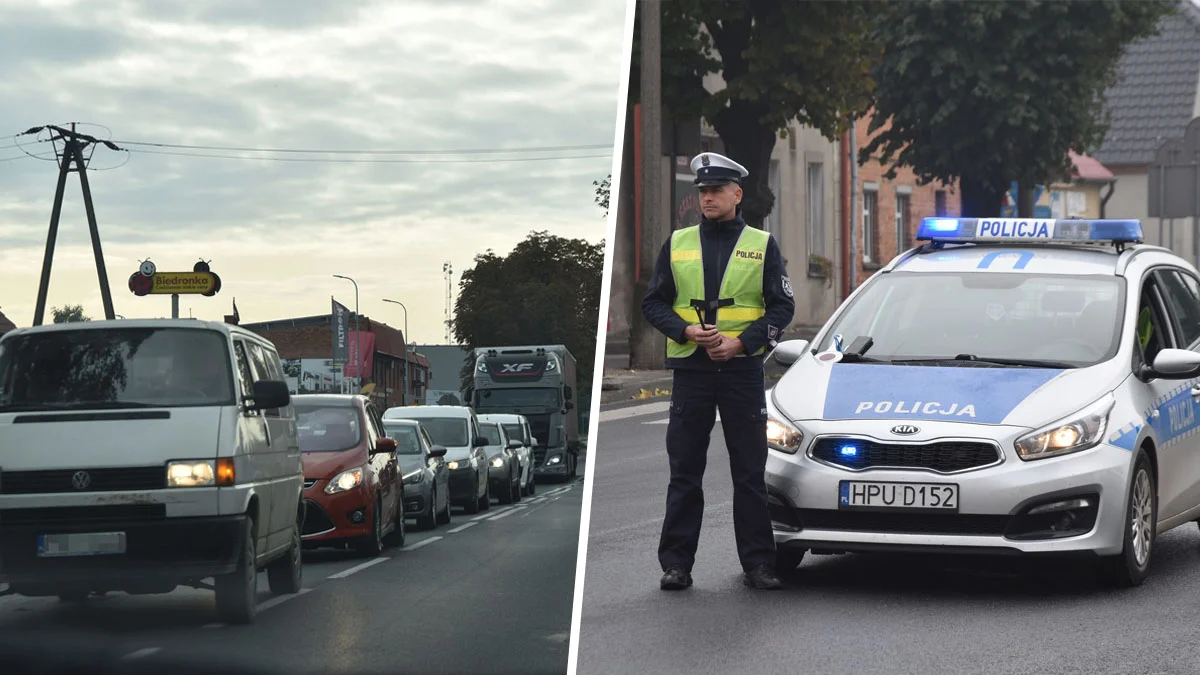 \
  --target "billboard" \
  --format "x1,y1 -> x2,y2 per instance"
343,330 -> 376,379
331,298 -> 350,365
